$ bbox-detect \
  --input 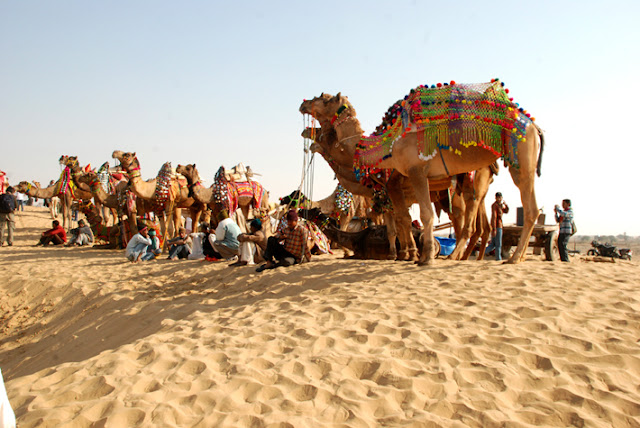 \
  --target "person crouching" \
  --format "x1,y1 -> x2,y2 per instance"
125,226 -> 152,263
37,220 -> 67,246
256,210 -> 310,272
